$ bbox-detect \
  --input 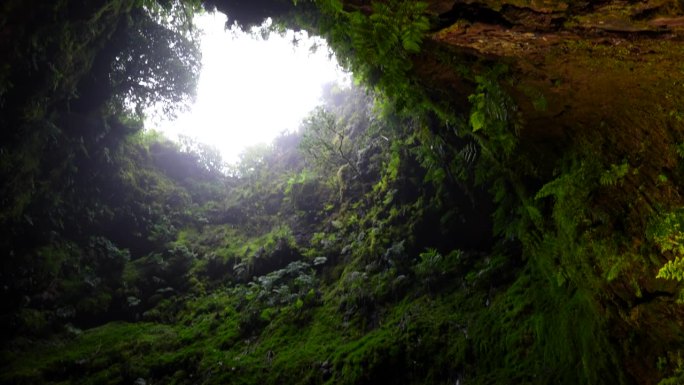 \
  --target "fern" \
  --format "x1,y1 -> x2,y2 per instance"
676,142 -> 684,158
534,155 -> 603,248
599,161 -> 630,186
657,257 -> 684,281
649,210 -> 684,281
315,0 -> 430,101
467,67 -> 518,161
650,210 -> 684,256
